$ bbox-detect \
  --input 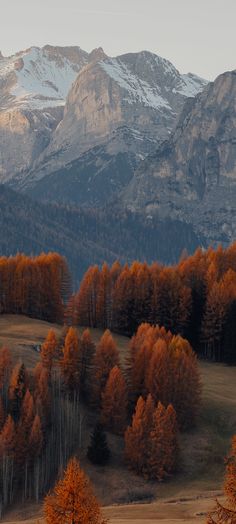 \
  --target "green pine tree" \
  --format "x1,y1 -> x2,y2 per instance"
87,423 -> 110,465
